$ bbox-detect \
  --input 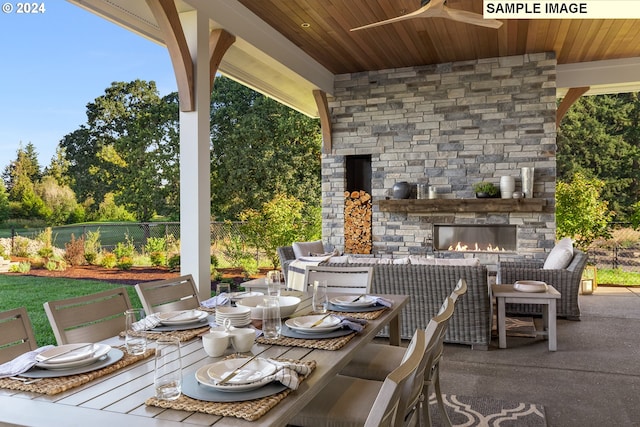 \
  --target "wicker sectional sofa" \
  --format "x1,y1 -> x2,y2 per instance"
277,246 -> 492,350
